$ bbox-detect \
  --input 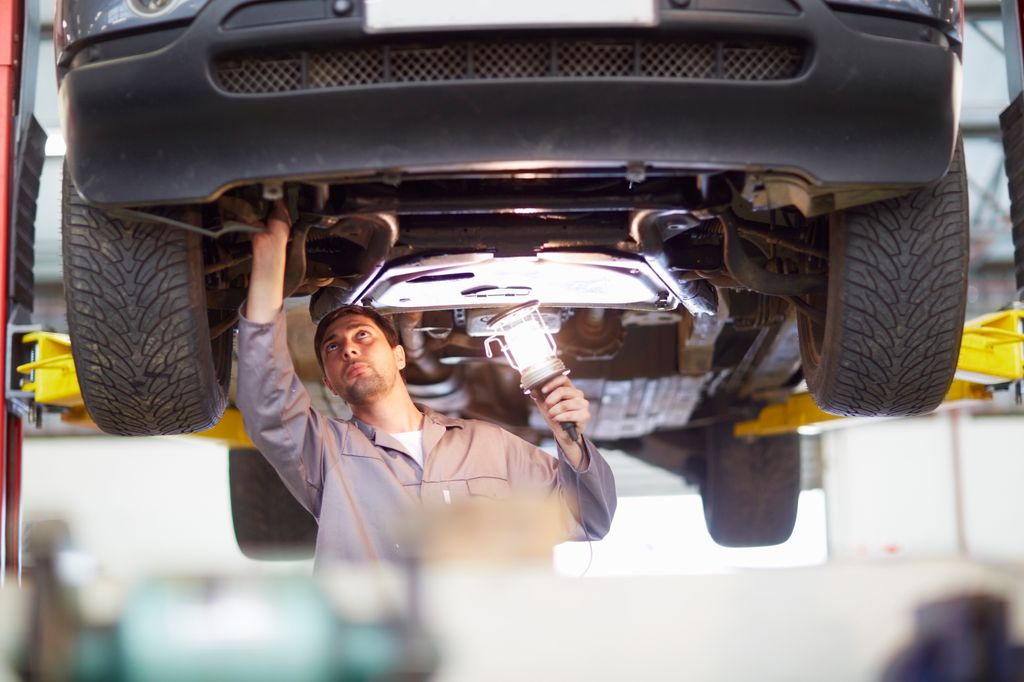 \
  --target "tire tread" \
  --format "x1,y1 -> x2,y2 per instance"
807,140 -> 968,417
62,172 -> 226,435
702,424 -> 800,547
229,448 -> 317,560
